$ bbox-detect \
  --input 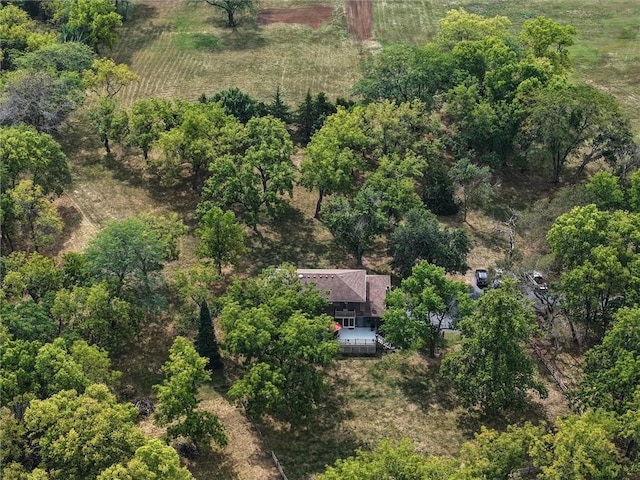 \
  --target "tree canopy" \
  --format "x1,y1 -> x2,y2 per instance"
442,279 -> 547,413
382,261 -> 472,357
153,336 -> 226,450
219,265 -> 338,420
